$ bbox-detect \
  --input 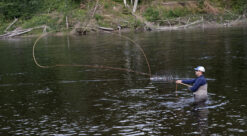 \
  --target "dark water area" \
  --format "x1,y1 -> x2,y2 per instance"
0,27 -> 247,135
